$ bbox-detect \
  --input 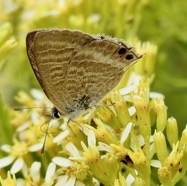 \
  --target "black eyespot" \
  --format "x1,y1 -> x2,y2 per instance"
99,36 -> 105,39
126,54 -> 134,60
118,47 -> 127,55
